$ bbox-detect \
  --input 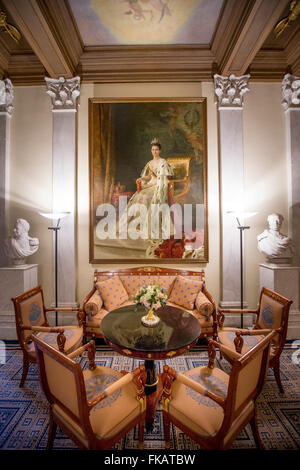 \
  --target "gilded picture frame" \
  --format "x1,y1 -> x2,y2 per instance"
89,97 -> 208,264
